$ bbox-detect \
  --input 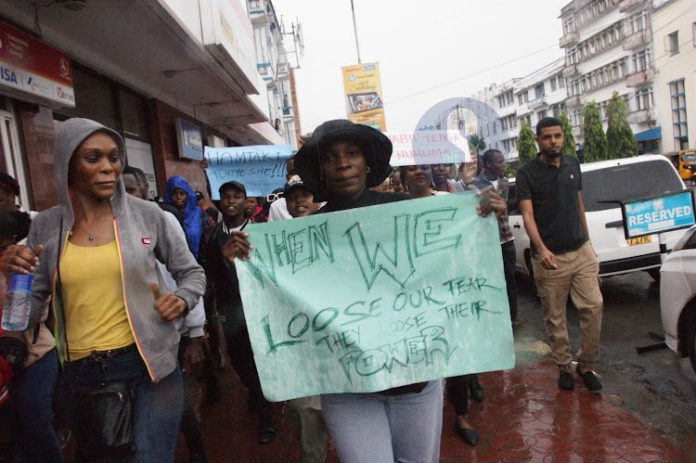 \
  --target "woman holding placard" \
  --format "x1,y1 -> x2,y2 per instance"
224,119 -> 506,462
